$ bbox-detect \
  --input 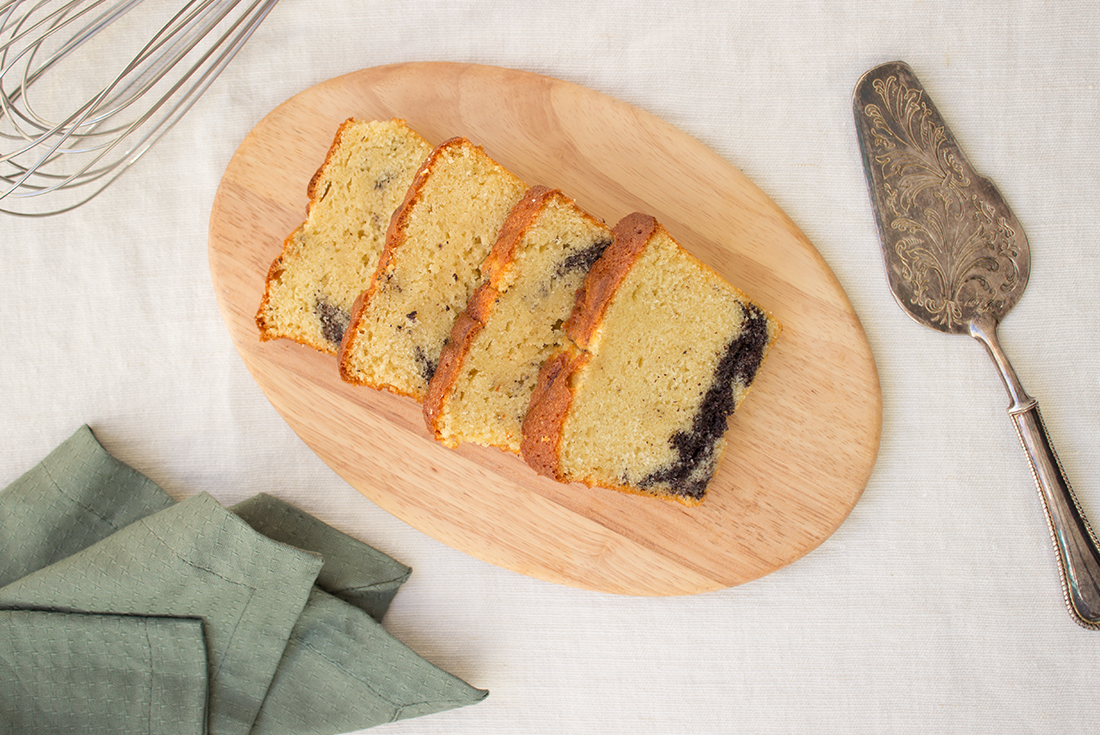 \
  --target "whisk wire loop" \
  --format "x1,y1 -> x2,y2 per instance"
0,0 -> 279,215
